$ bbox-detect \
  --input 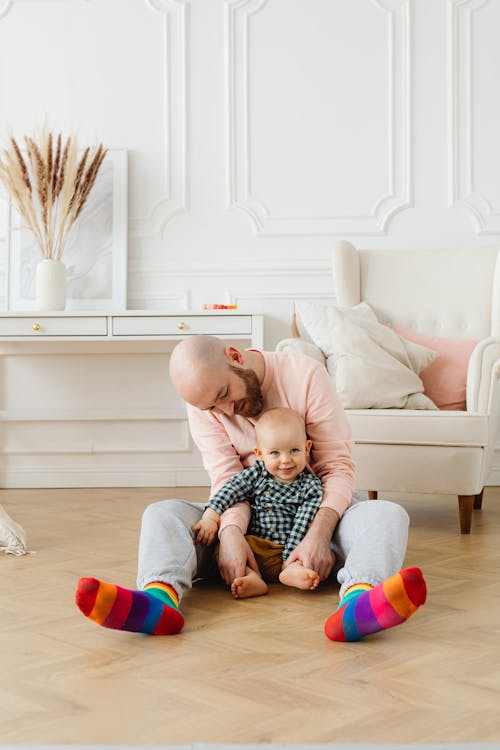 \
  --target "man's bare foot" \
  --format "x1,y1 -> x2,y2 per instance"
279,561 -> 320,590
231,568 -> 268,599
